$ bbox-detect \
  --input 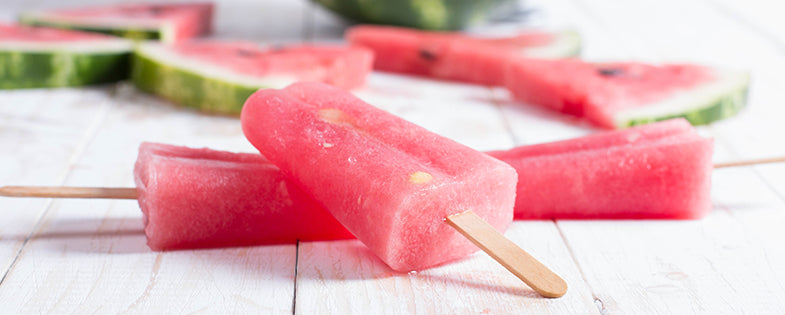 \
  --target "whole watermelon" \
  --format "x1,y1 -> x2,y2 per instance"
312,0 -> 517,30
